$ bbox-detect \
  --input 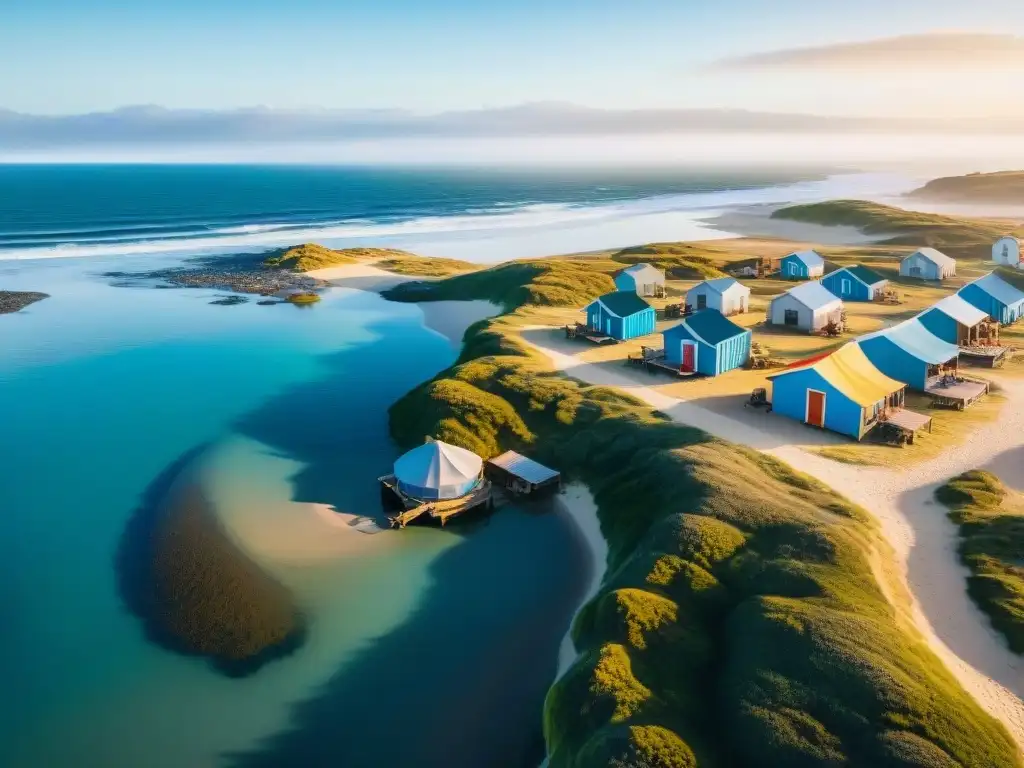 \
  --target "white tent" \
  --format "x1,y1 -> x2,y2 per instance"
394,440 -> 483,501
